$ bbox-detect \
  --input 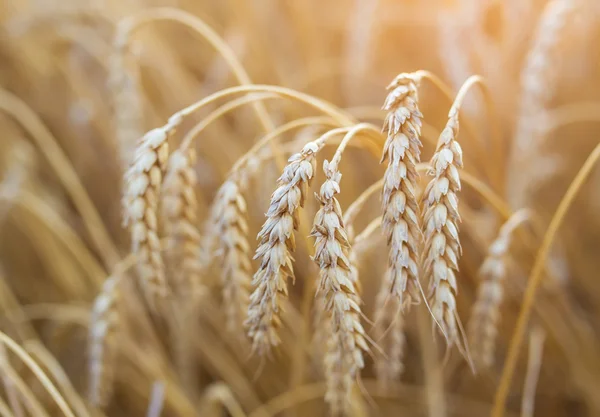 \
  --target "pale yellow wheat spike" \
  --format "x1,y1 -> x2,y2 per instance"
380,73 -> 423,310
312,159 -> 368,416
216,180 -> 252,336
162,149 -> 204,298
110,36 -> 143,170
122,127 -> 171,311
246,141 -> 320,355
421,110 -> 464,352
88,275 -> 120,408
373,273 -> 405,387
468,209 -> 530,369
